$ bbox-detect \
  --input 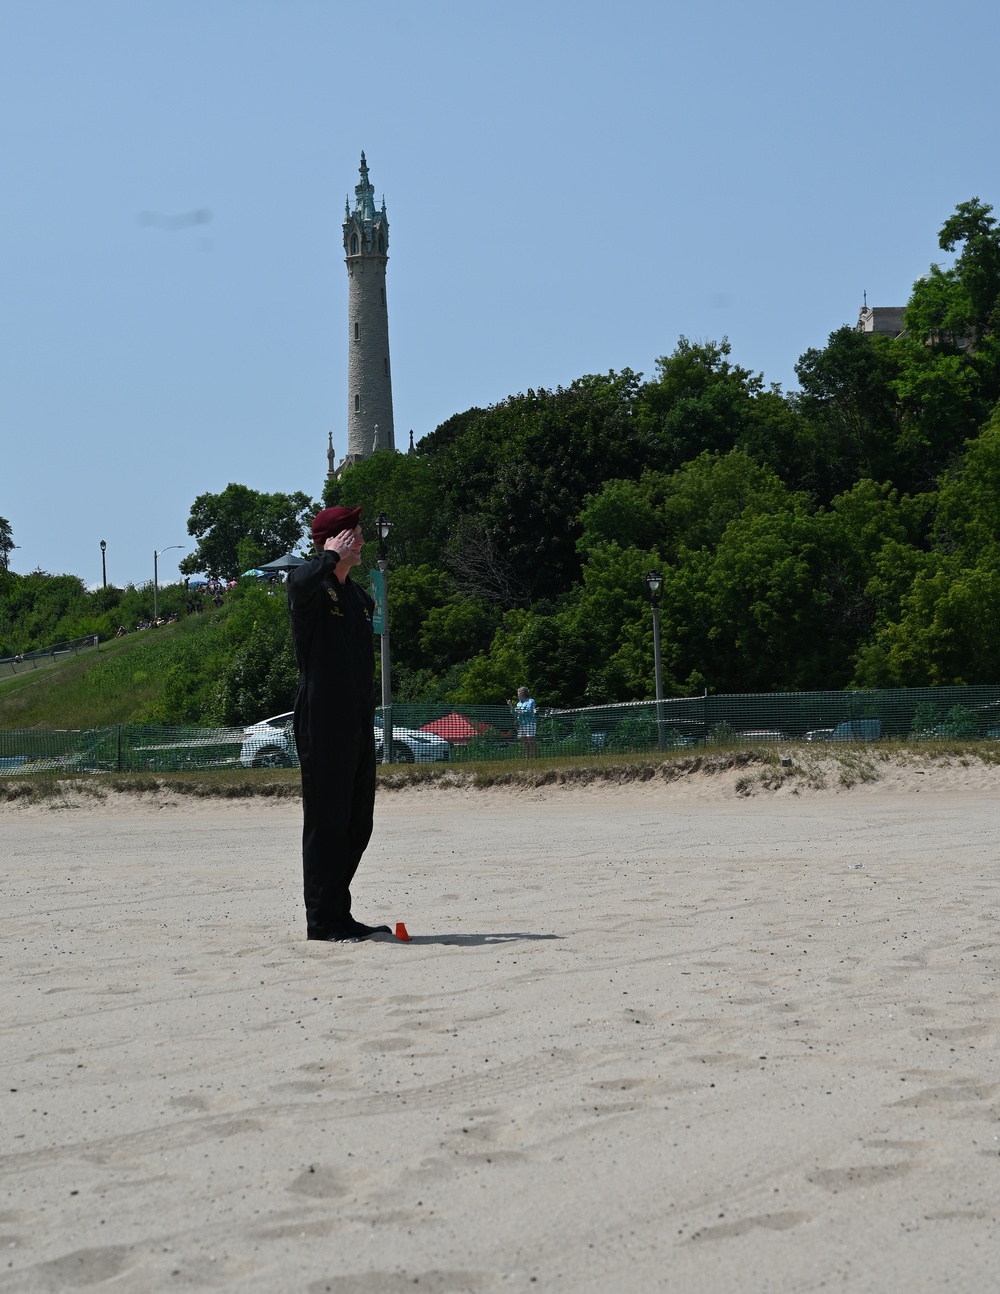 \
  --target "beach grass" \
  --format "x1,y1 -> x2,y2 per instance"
3,740 -> 999,803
